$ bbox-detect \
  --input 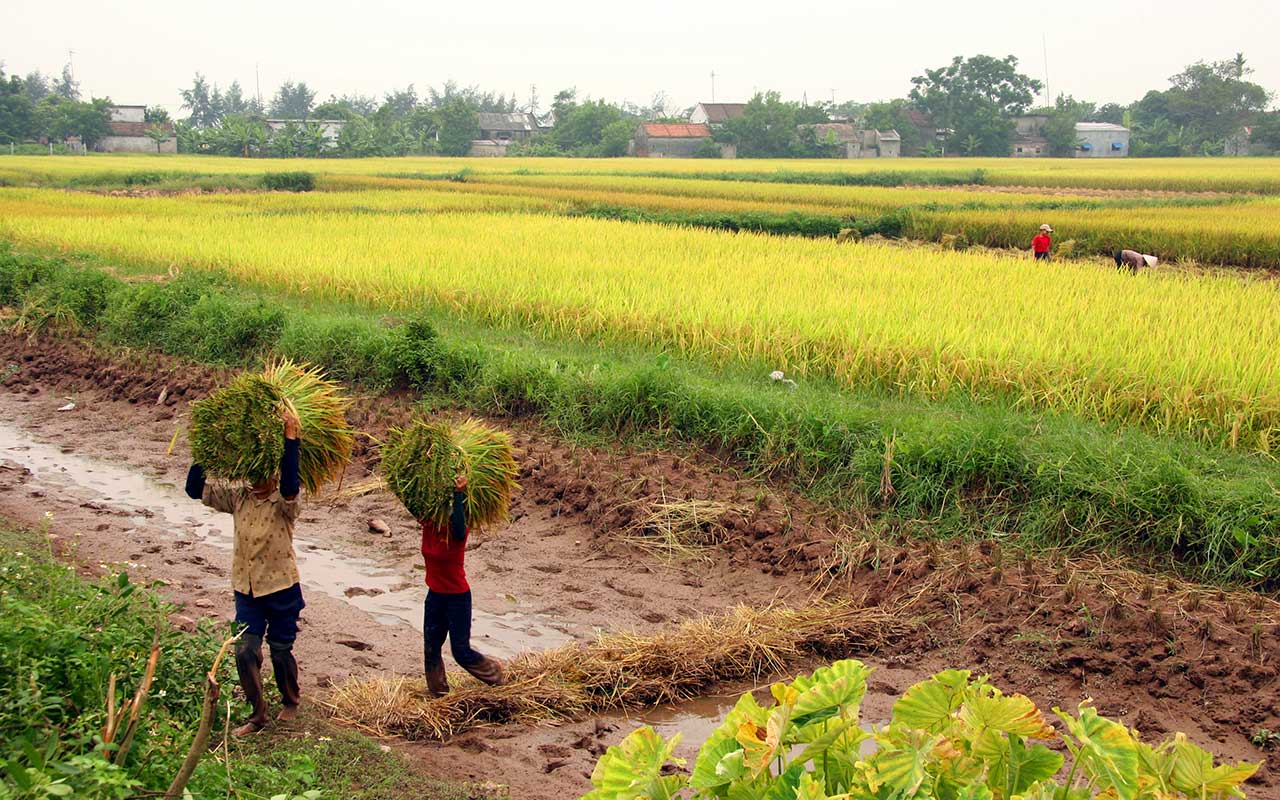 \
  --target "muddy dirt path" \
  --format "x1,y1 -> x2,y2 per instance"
1,335 -> 1276,798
